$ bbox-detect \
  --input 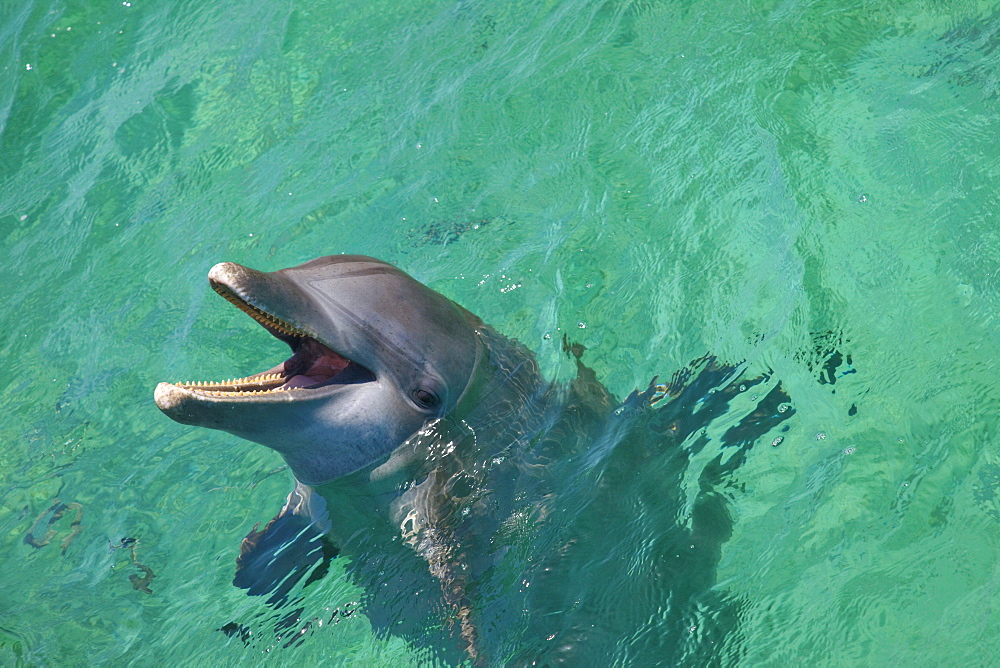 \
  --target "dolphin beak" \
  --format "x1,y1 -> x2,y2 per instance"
154,261 -> 377,418
154,382 -> 198,424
